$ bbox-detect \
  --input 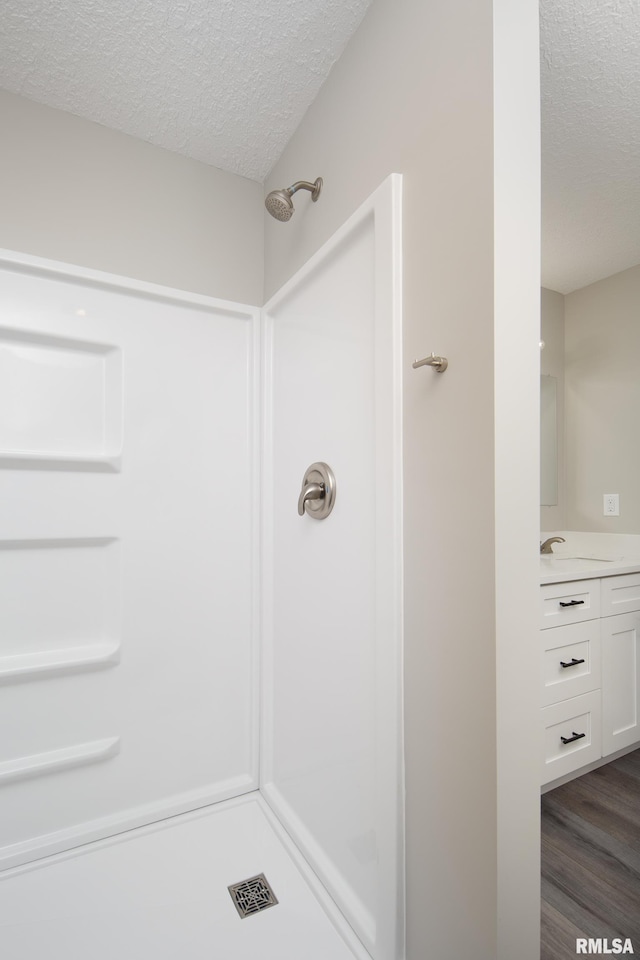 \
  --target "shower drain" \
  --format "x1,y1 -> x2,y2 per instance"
228,873 -> 279,918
